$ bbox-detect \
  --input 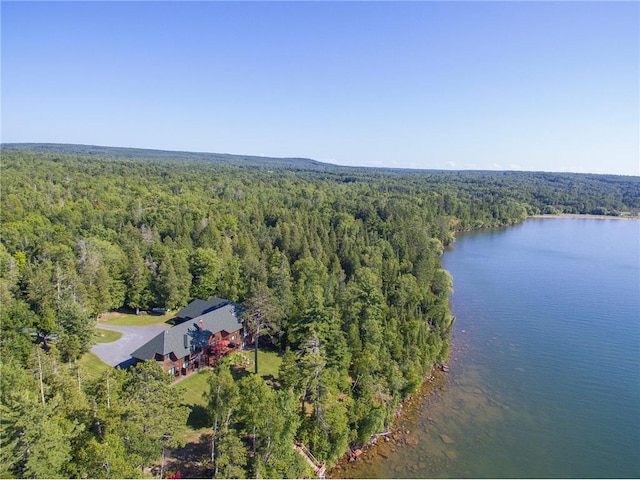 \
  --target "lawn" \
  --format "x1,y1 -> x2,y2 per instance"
100,311 -> 174,327
254,349 -> 283,380
178,370 -> 212,407
175,370 -> 212,431
77,352 -> 112,382
174,348 -> 283,432
94,328 -> 123,343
